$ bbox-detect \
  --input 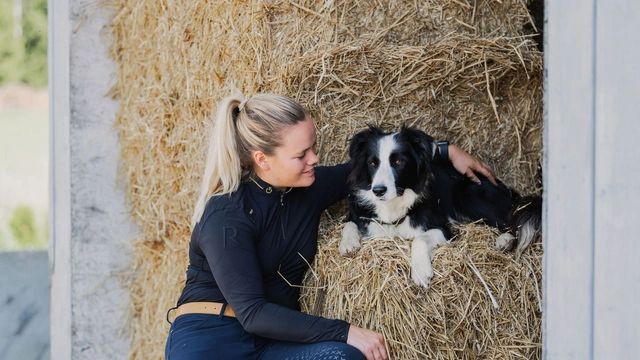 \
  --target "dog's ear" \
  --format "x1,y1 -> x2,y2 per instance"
398,125 -> 436,188
348,125 -> 382,160
348,126 -> 383,186
399,125 -> 436,162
